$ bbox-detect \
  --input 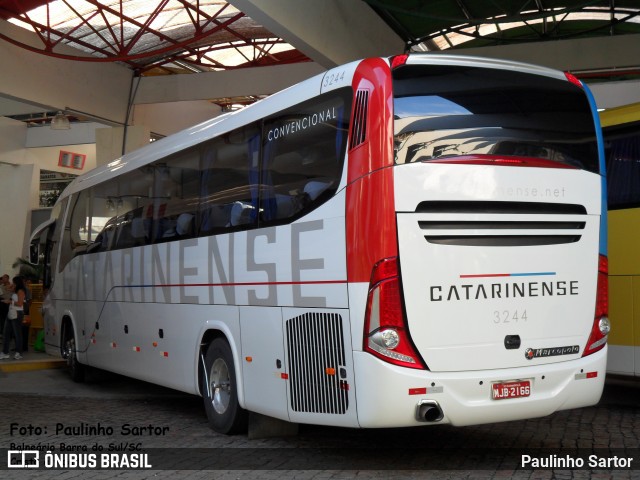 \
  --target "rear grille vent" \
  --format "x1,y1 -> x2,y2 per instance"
416,202 -> 588,247
419,220 -> 585,230
416,201 -> 587,215
349,89 -> 369,149
424,235 -> 581,247
286,312 -> 348,414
